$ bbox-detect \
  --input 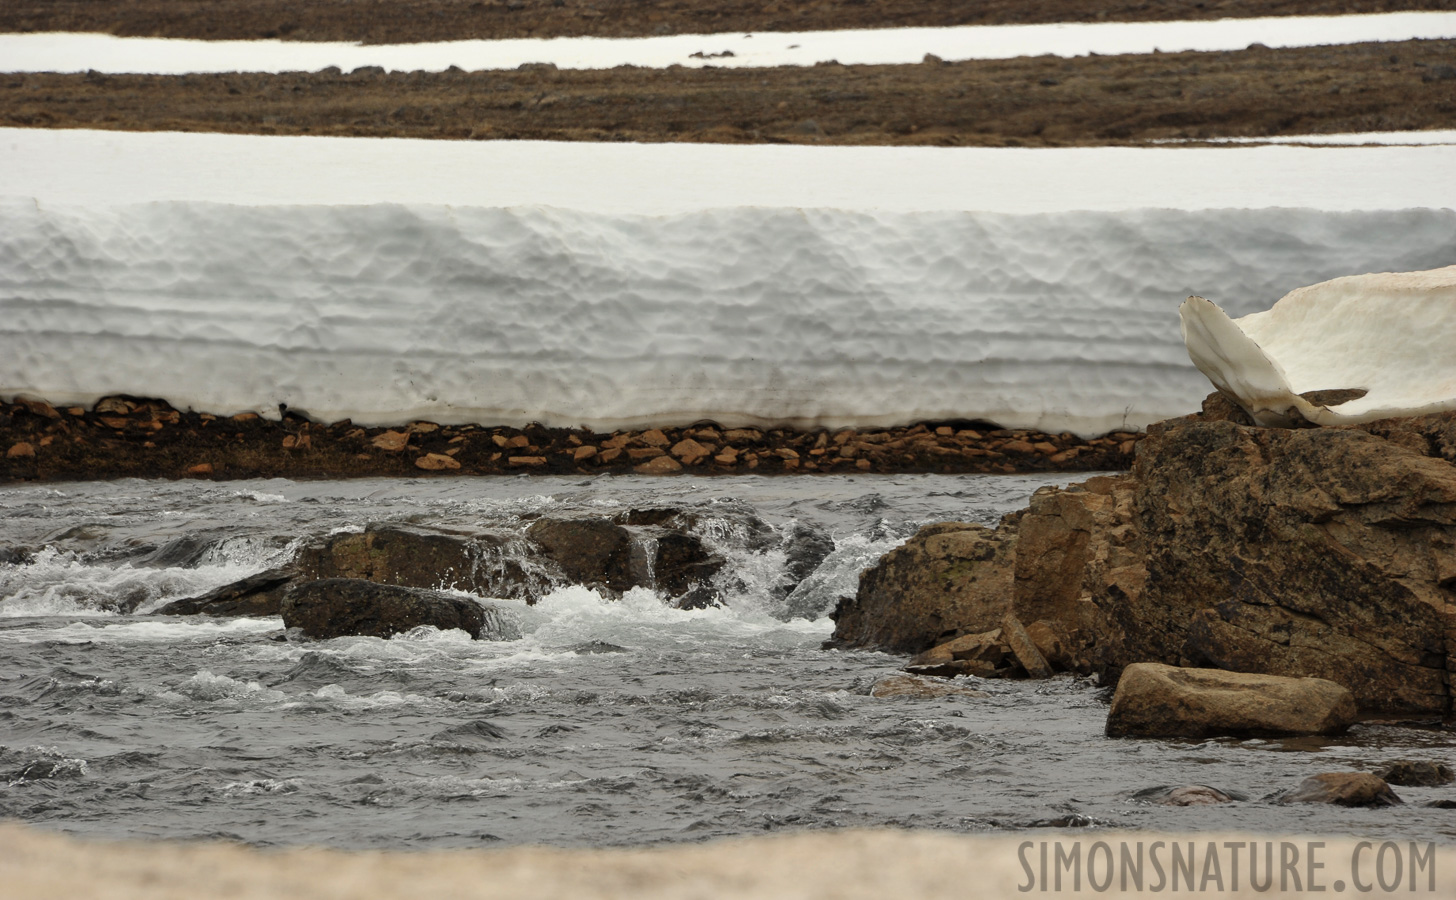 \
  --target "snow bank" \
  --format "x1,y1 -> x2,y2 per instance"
2,11 -> 1453,74
3,129 -> 1453,436
1182,266 -> 1456,427
5,200 -> 1454,436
